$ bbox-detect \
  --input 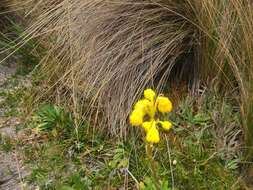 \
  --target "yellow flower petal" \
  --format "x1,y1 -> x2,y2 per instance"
159,121 -> 172,130
157,96 -> 173,113
146,125 -> 160,143
129,109 -> 144,126
134,99 -> 151,113
142,121 -> 152,132
144,89 -> 156,101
